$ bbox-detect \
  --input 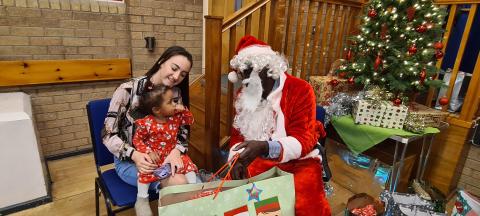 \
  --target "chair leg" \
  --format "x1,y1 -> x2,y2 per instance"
95,181 -> 100,216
